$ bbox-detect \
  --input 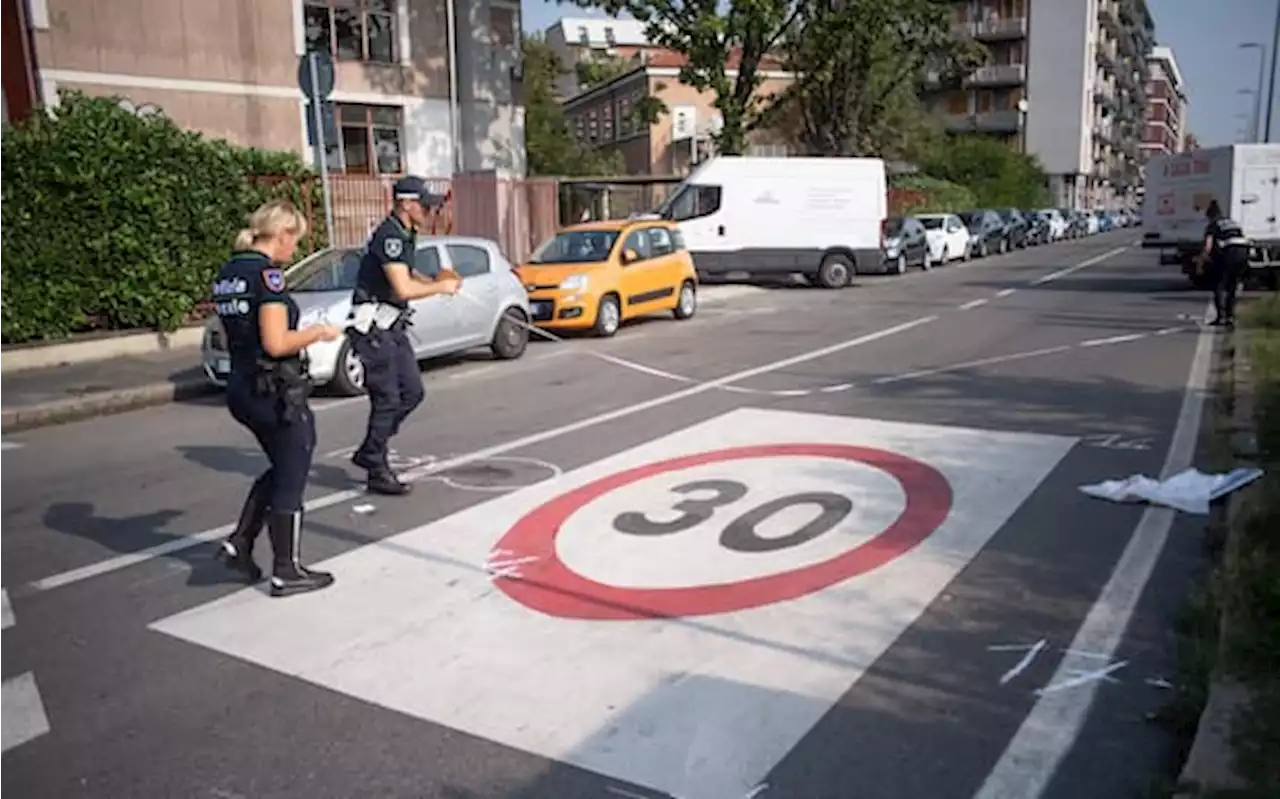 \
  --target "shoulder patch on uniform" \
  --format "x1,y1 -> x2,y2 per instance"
384,237 -> 404,259
262,268 -> 286,293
